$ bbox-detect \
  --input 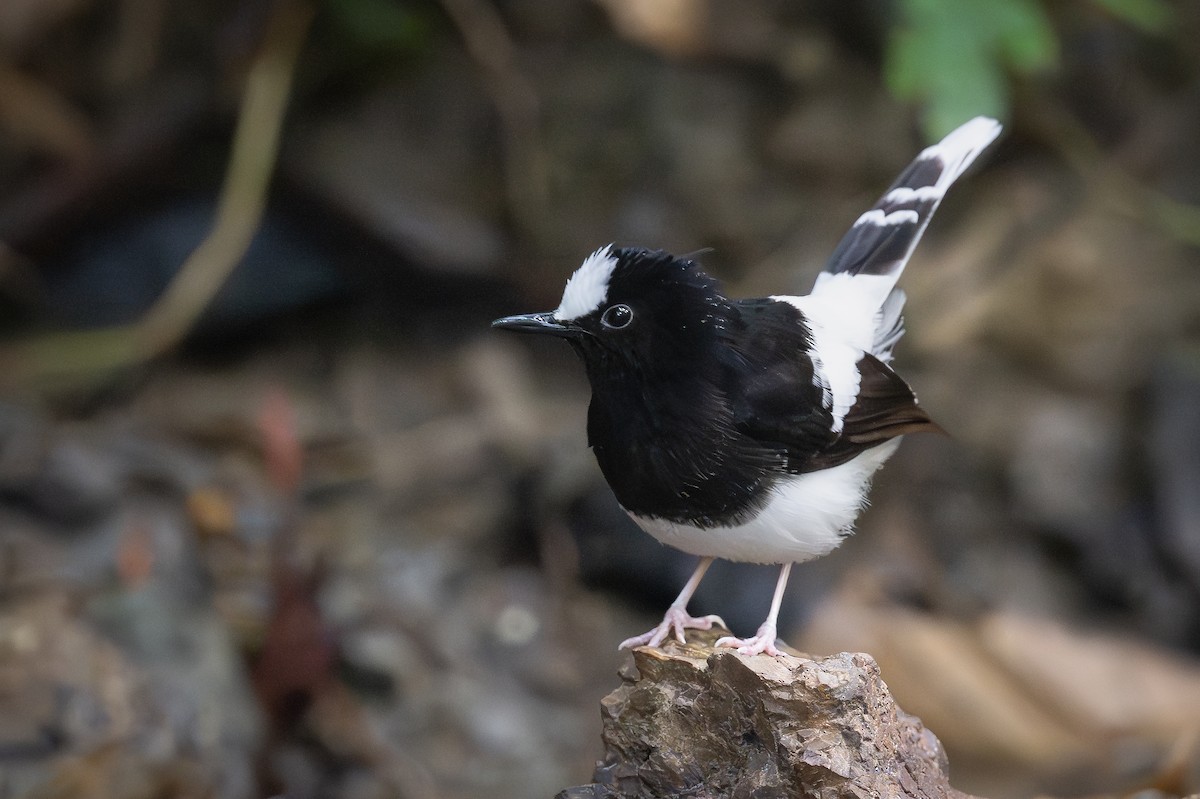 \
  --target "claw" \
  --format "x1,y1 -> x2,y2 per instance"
715,621 -> 782,657
619,608 -> 726,650
713,562 -> 792,656
619,557 -> 723,651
